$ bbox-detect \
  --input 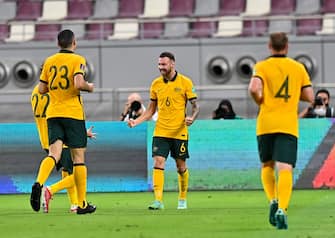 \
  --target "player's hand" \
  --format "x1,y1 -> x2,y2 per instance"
185,116 -> 194,126
87,83 -> 94,92
87,126 -> 97,139
127,119 -> 136,128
